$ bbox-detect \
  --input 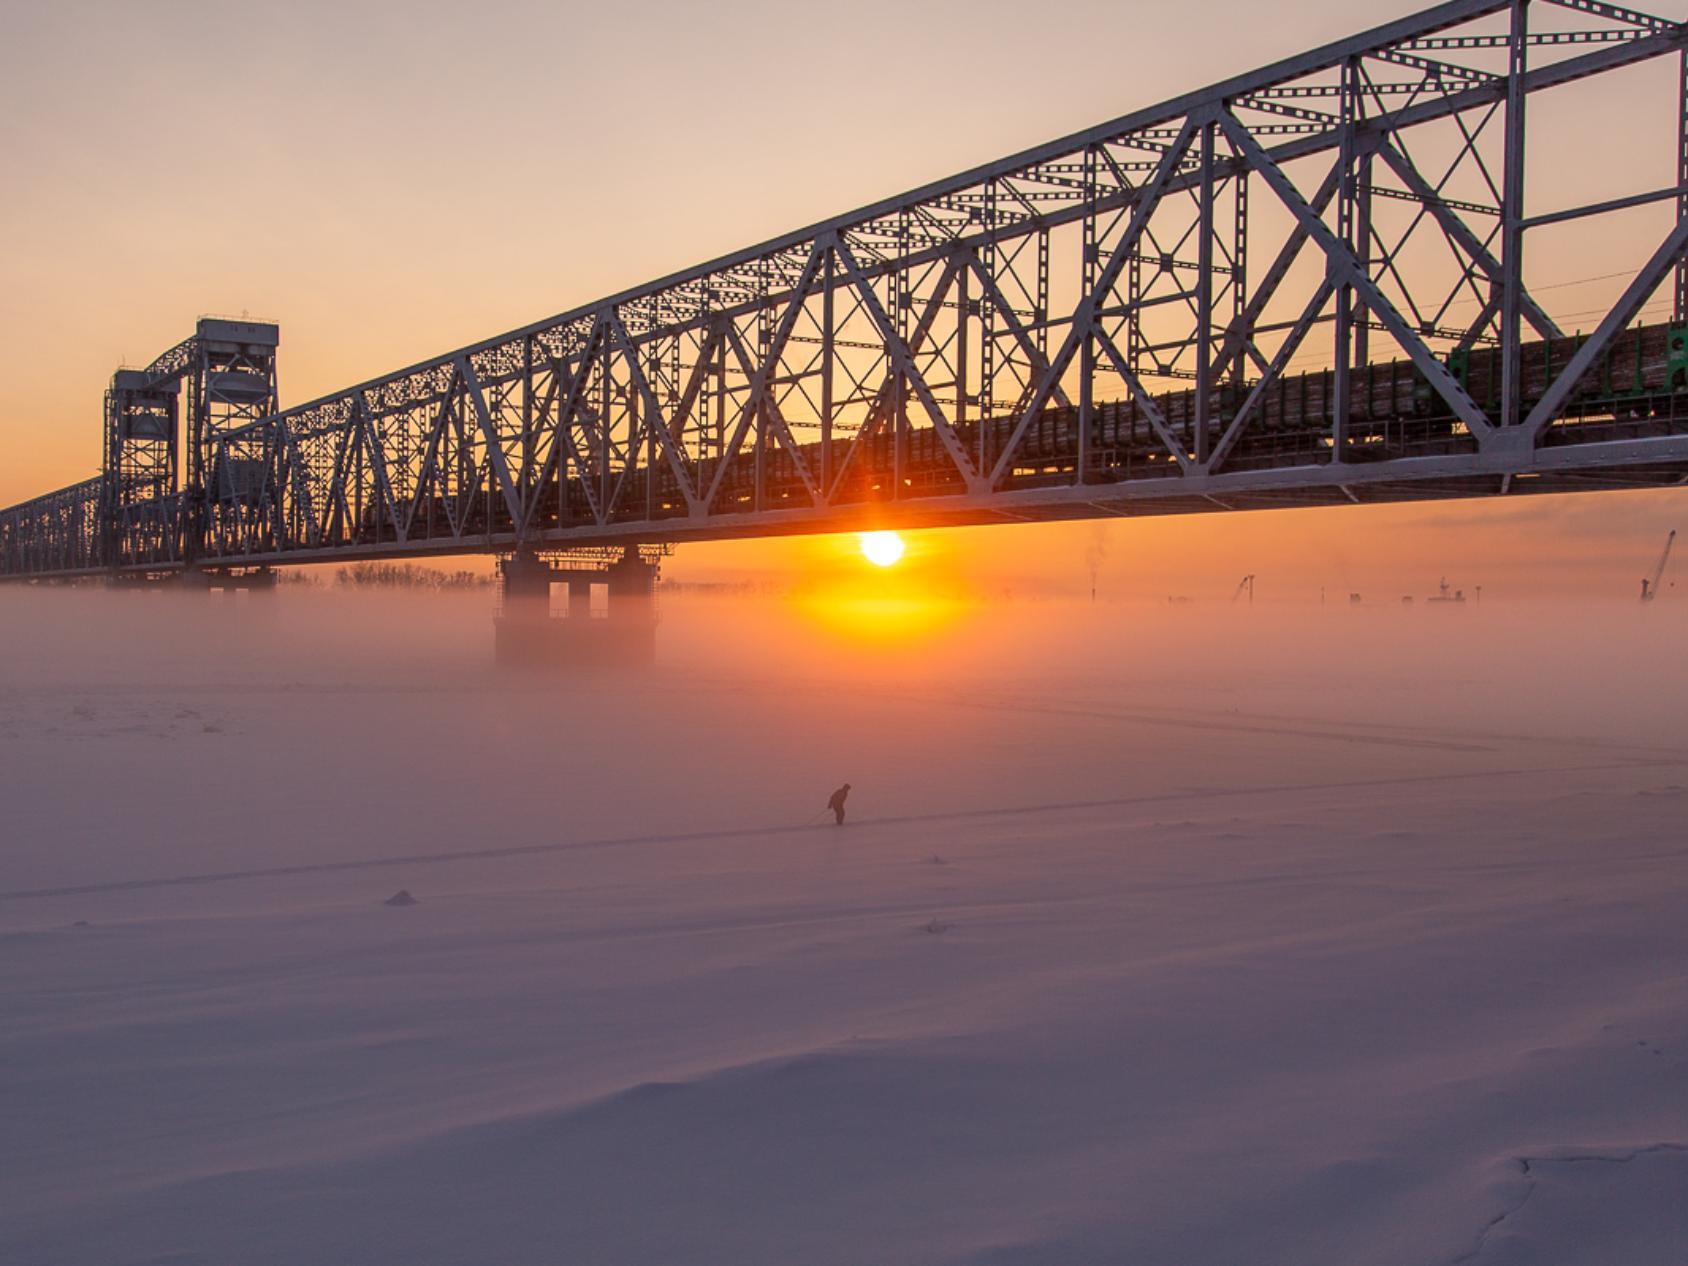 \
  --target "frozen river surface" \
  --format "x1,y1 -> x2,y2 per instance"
3,590 -> 1687,1265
